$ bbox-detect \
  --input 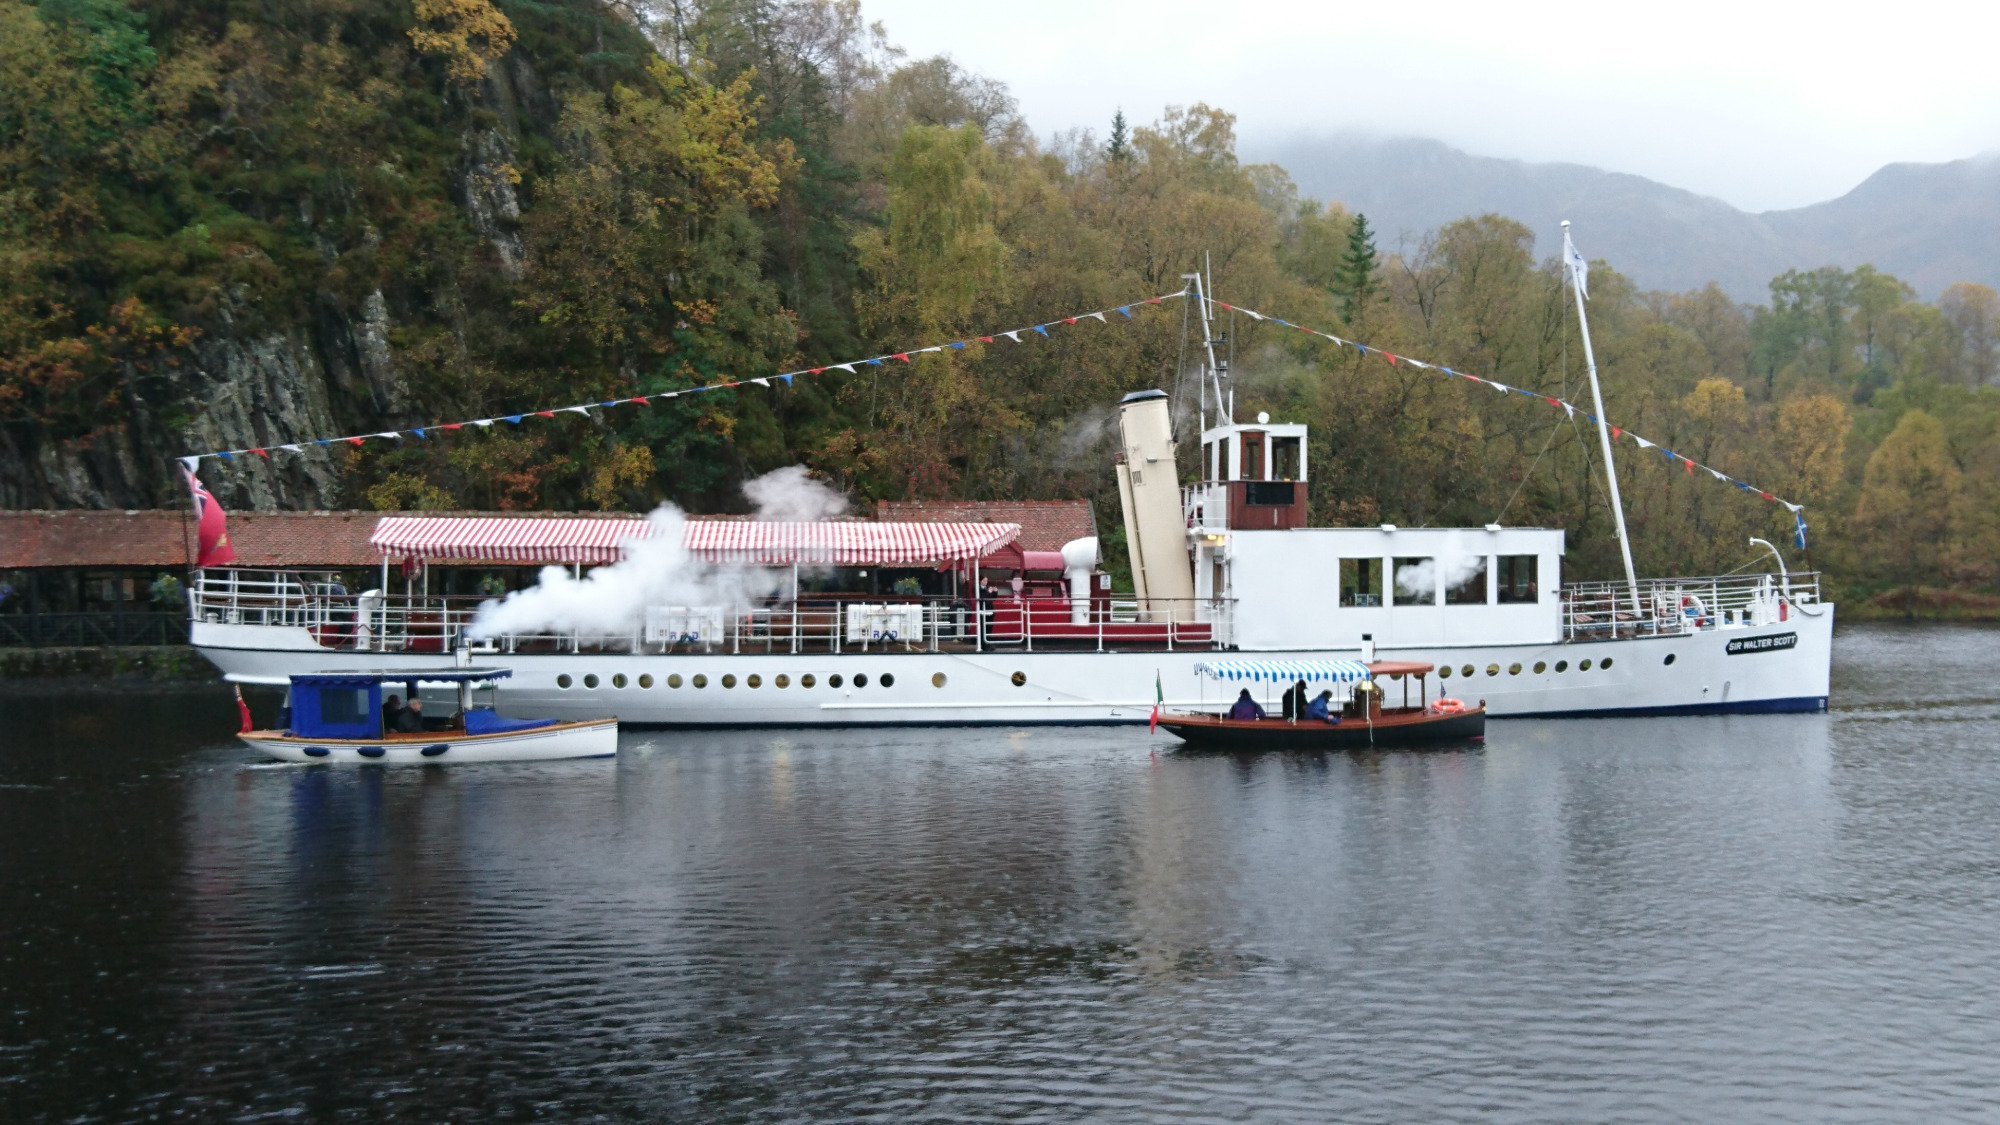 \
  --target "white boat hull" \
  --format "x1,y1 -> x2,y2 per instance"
198,608 -> 1833,727
239,719 -> 620,764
